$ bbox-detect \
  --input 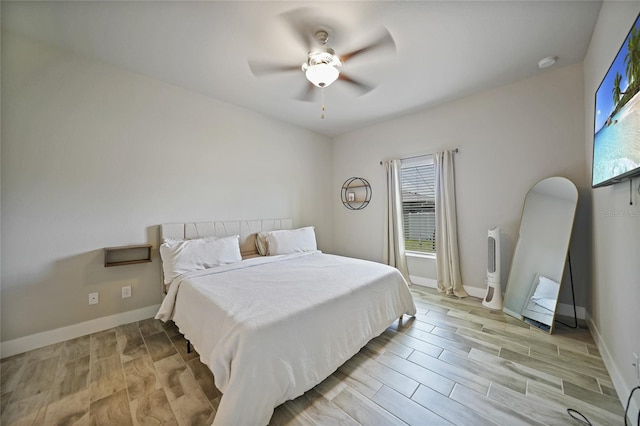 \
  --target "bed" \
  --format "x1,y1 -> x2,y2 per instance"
155,219 -> 416,426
